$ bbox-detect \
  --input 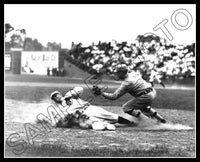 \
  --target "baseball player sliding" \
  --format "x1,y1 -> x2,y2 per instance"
49,87 -> 136,131
92,64 -> 166,123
